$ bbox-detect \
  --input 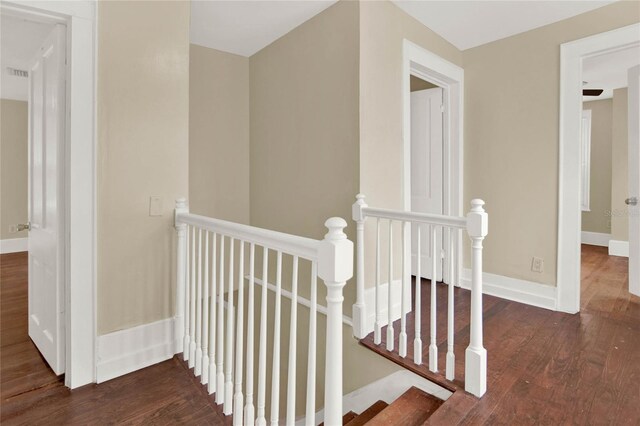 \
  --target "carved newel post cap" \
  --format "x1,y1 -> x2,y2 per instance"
324,217 -> 348,240
356,193 -> 366,202
176,198 -> 187,209
470,199 -> 485,212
